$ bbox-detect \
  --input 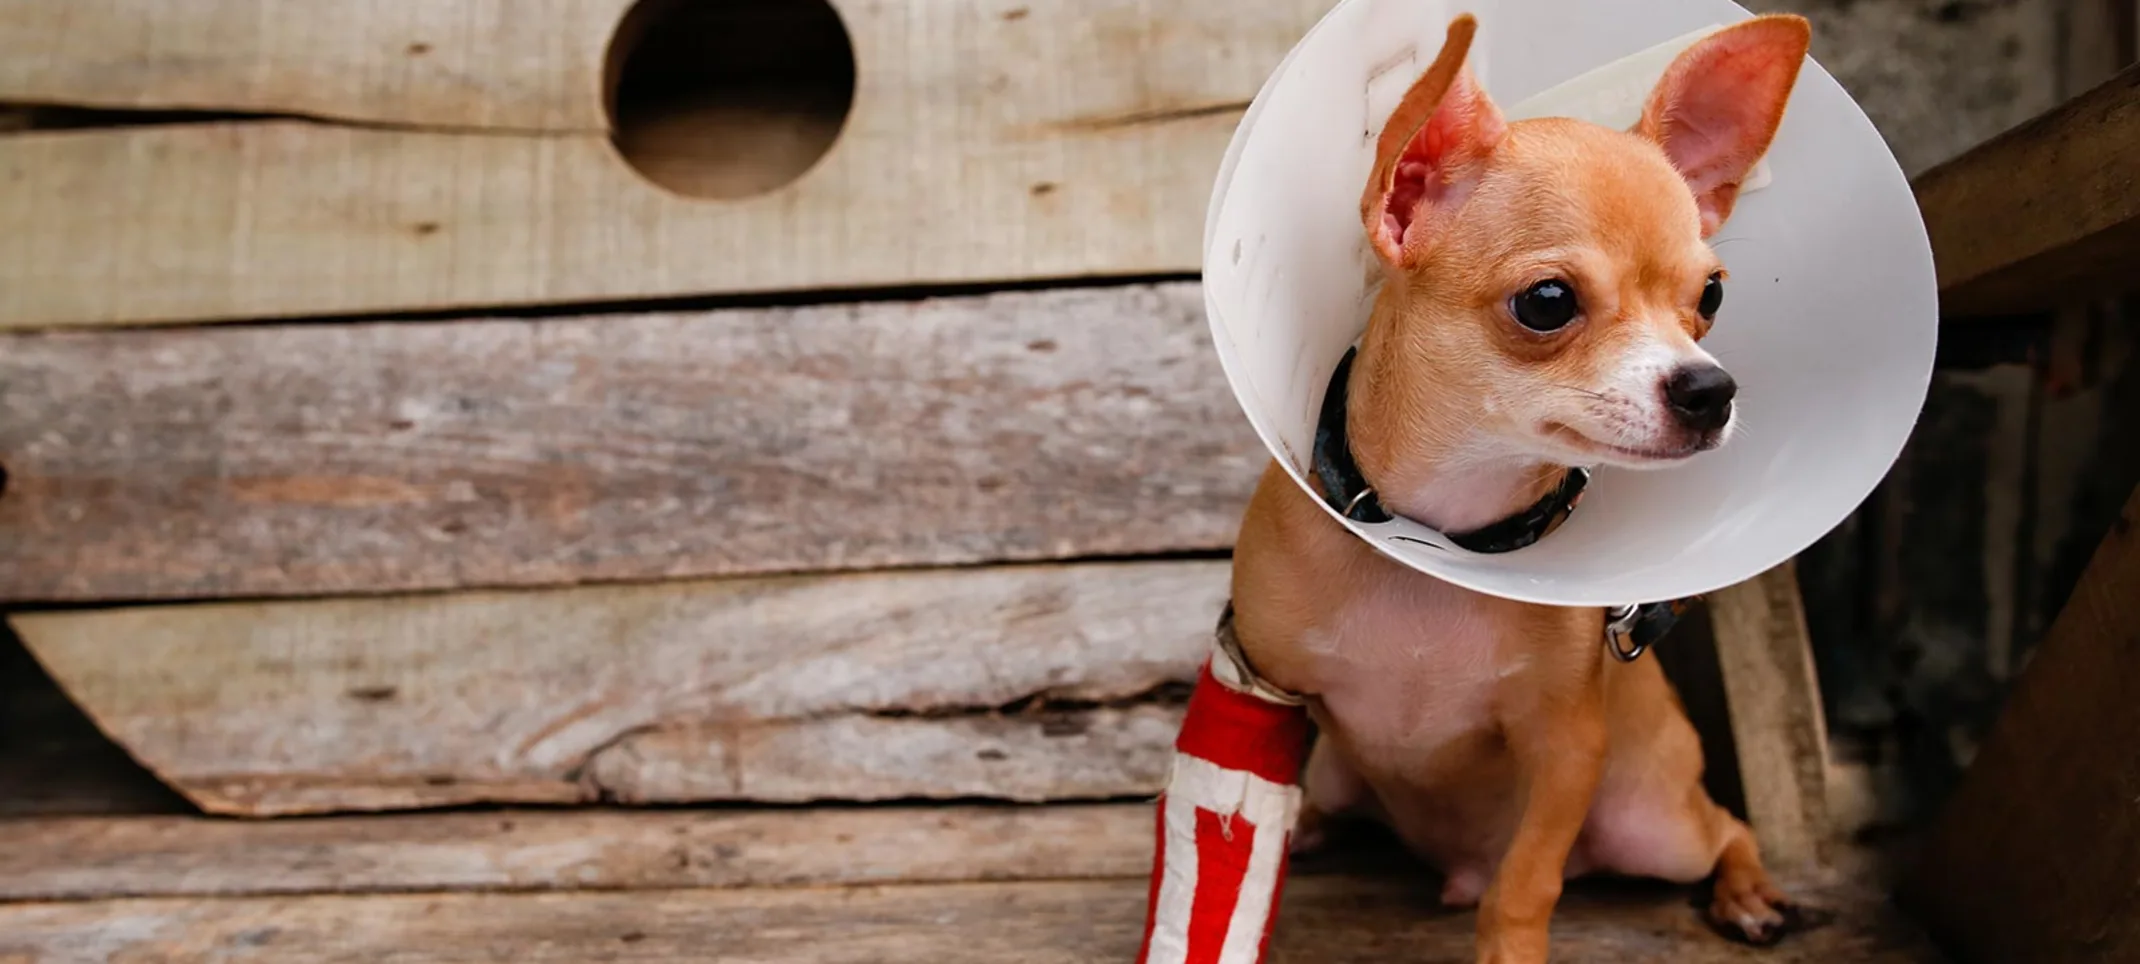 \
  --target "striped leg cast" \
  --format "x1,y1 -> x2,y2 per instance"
1135,650 -> 1312,964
